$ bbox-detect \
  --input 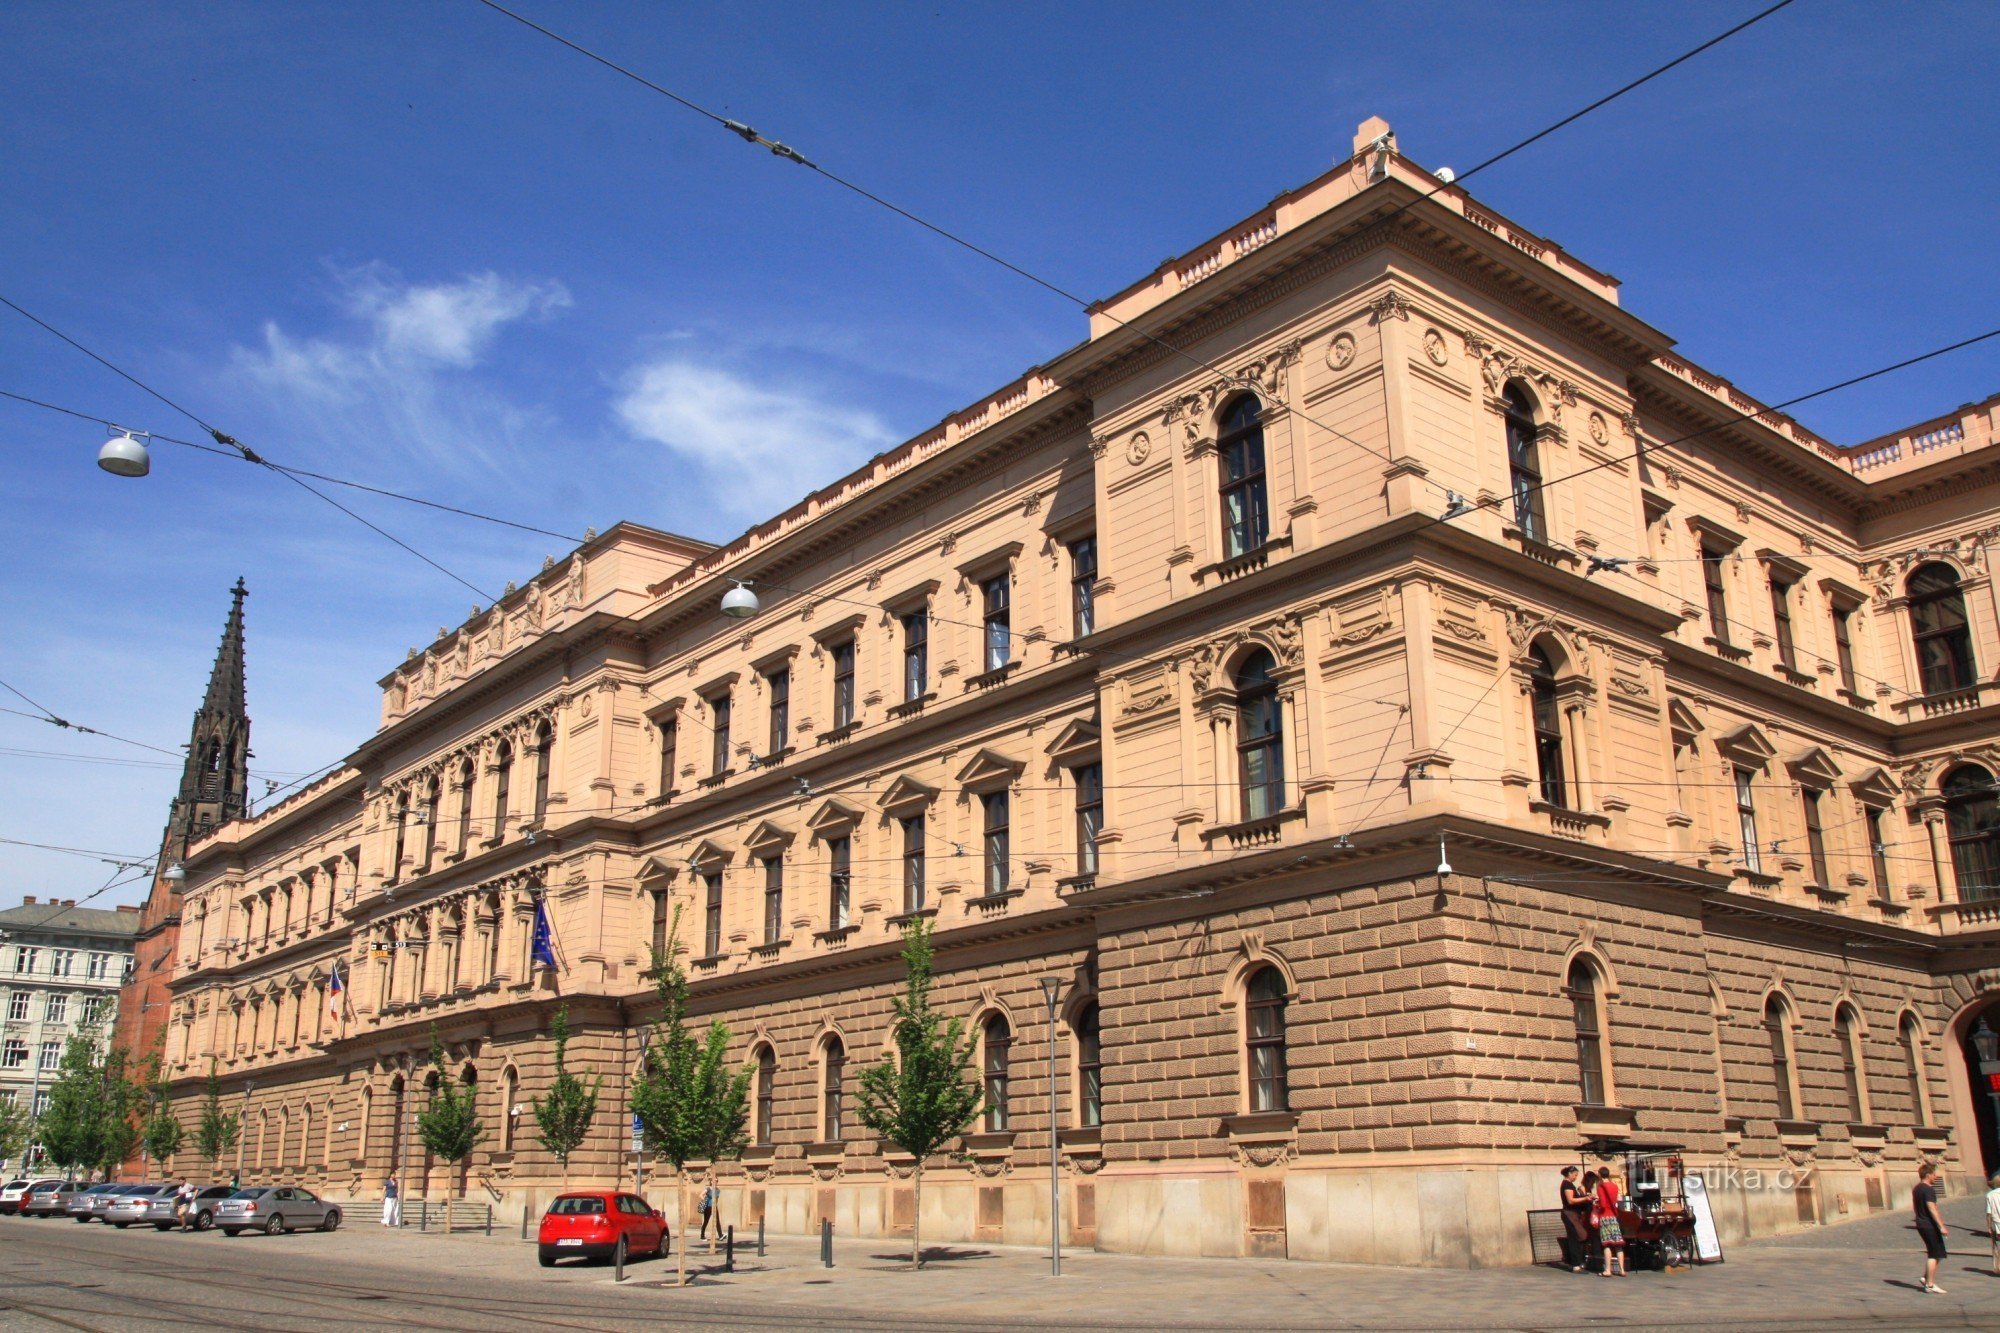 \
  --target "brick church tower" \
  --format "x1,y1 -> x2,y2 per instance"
113,579 -> 251,1097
